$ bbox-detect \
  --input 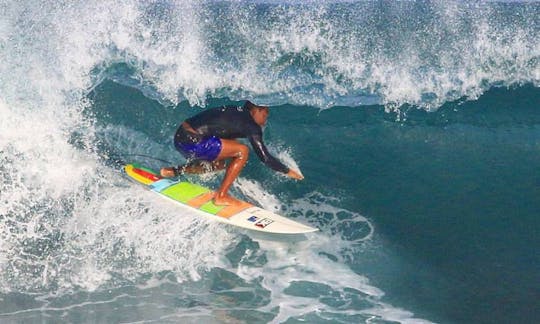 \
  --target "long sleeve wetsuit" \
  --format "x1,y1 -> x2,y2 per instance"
176,104 -> 289,174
